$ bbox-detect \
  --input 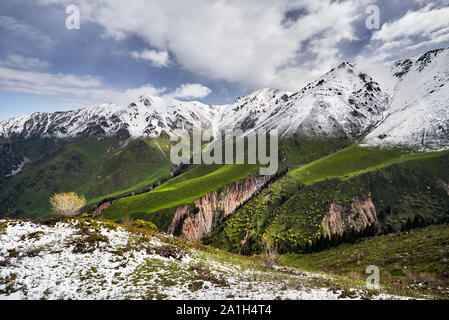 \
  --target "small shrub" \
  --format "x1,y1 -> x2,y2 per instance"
189,264 -> 228,286
133,219 -> 158,233
0,273 -> 18,295
338,288 -> 358,299
7,249 -> 20,258
70,232 -> 110,254
50,192 -> 86,217
20,231 -> 45,242
121,217 -> 158,235
188,281 -> 203,292
24,248 -> 41,258
148,245 -> 185,260
0,220 -> 9,234
0,259 -> 10,267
